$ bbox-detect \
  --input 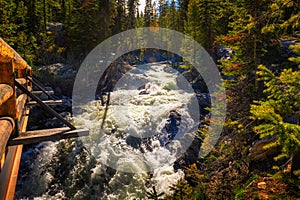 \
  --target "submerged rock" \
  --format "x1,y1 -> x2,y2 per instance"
159,110 -> 181,146
44,112 -> 72,128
